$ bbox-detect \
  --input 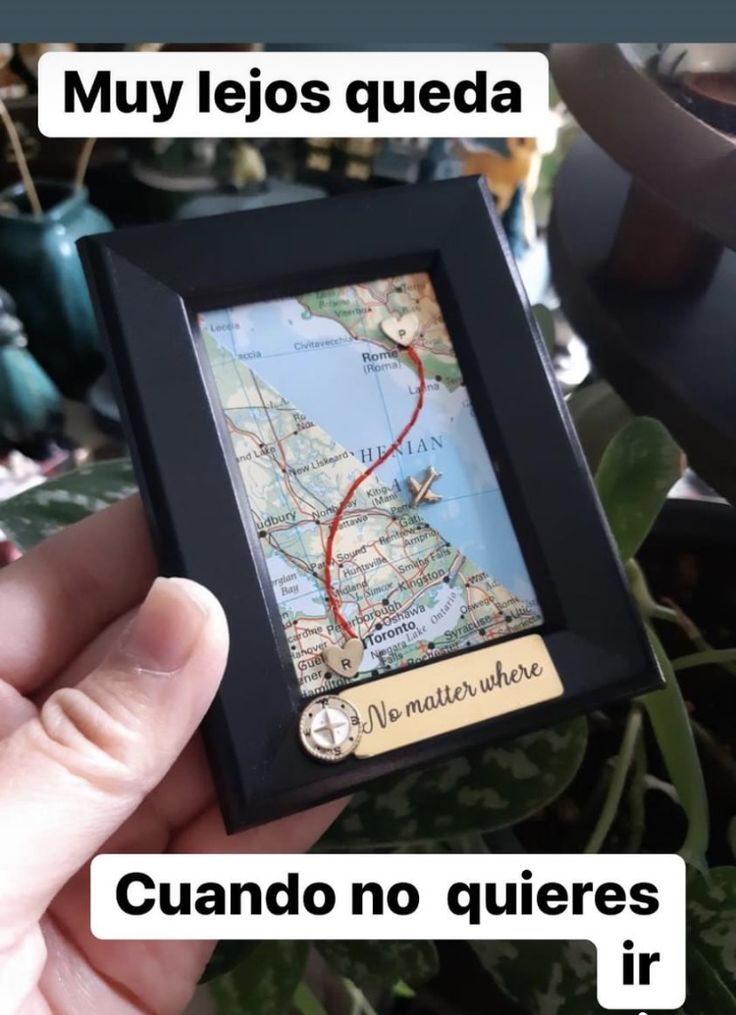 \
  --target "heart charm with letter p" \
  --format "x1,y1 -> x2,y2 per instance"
323,638 -> 364,678
381,312 -> 420,348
